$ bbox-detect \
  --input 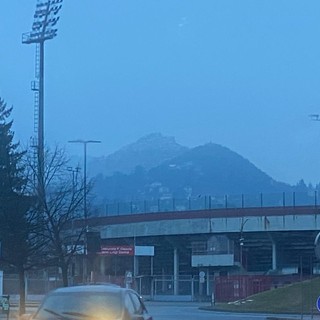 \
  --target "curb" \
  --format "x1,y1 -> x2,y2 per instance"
199,308 -> 306,320
266,318 -> 298,320
9,303 -> 39,308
